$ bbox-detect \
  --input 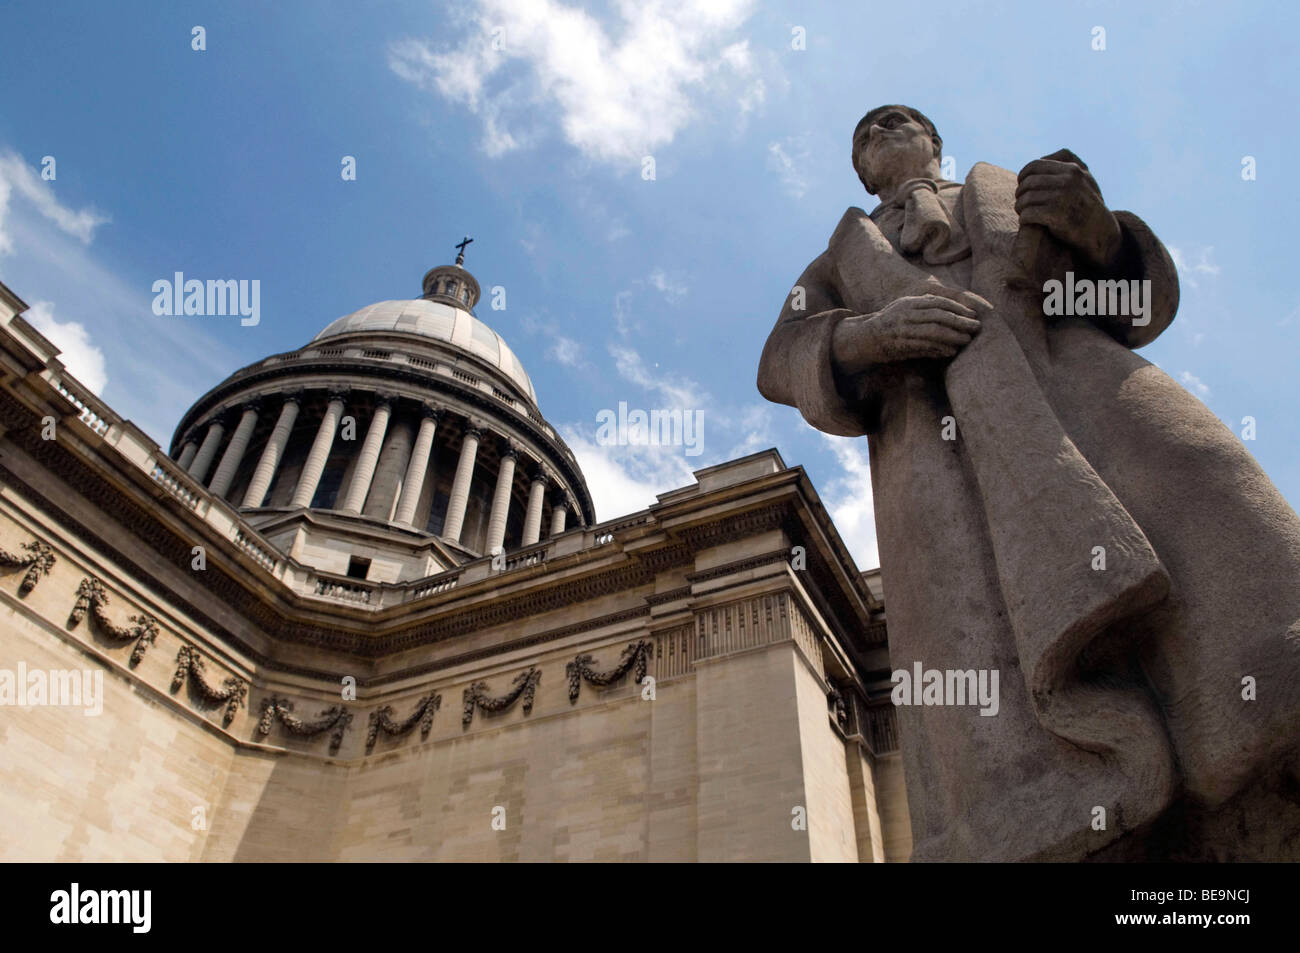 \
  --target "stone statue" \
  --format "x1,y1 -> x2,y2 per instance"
758,104 -> 1300,861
